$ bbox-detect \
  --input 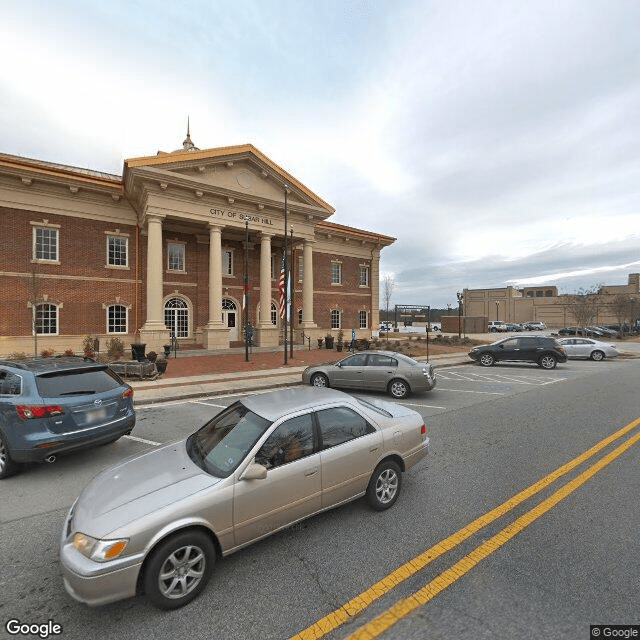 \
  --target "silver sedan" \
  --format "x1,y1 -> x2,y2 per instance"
301,350 -> 436,399
557,337 -> 620,360
60,387 -> 429,609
